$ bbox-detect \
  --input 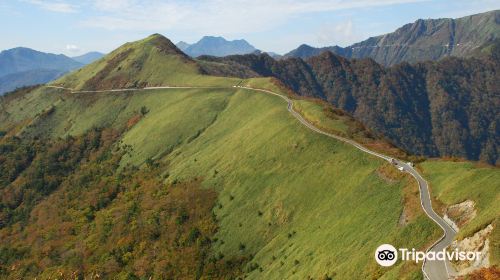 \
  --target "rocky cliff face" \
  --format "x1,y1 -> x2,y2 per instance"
348,10 -> 500,65
285,10 -> 500,66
